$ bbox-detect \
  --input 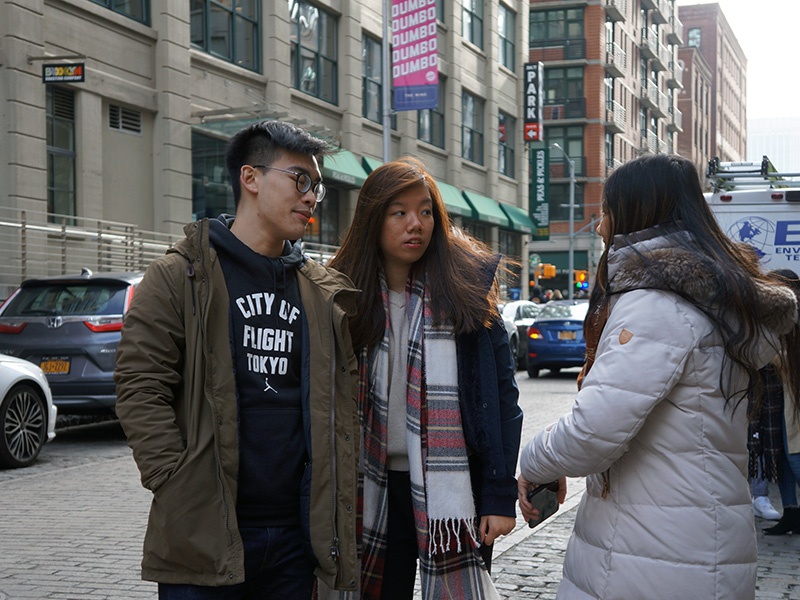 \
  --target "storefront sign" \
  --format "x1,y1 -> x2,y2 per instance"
42,63 -> 85,83
523,62 -> 543,142
392,0 -> 438,111
530,147 -> 550,241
